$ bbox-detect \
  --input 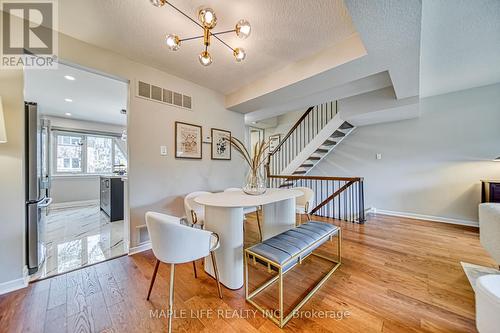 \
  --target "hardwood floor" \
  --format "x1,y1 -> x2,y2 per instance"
0,213 -> 496,332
